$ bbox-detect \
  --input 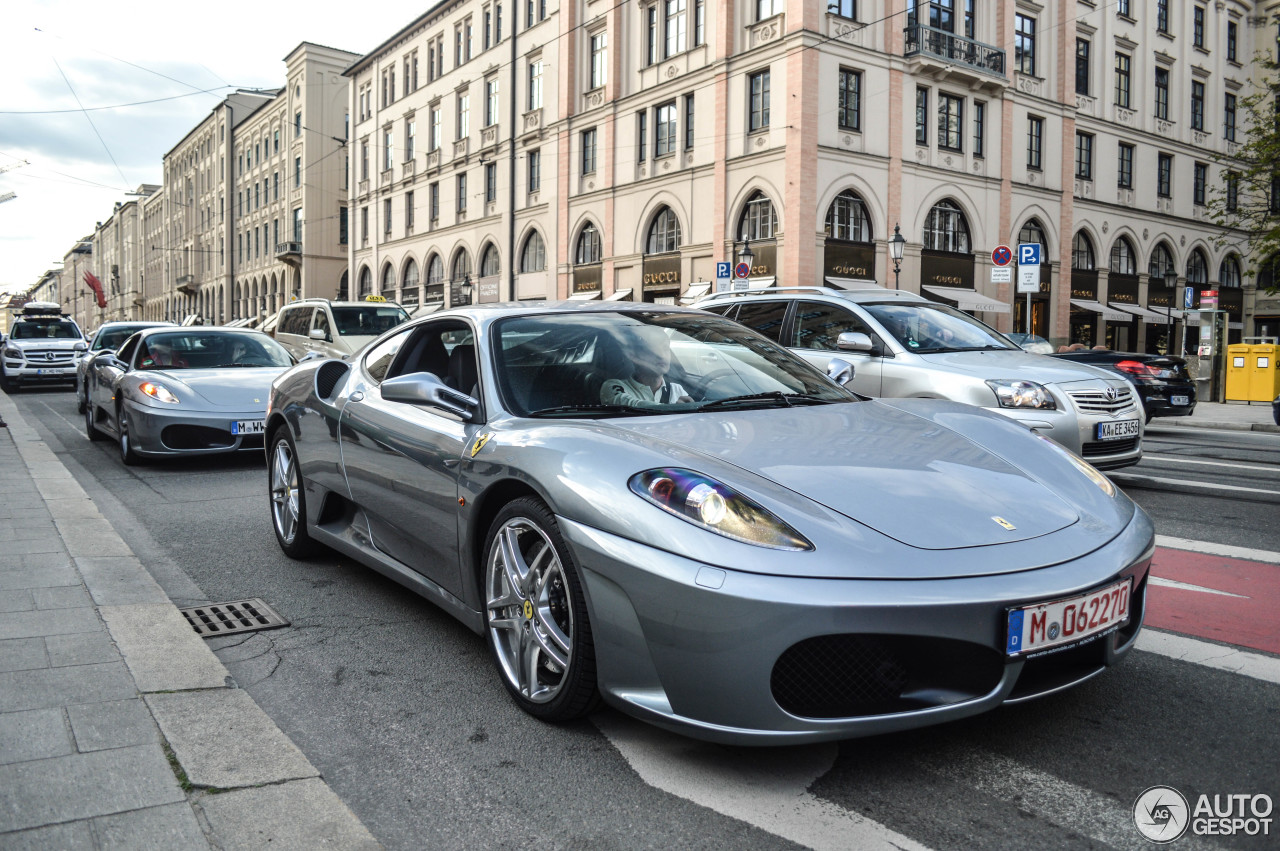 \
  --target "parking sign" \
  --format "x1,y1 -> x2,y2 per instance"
716,262 -> 732,293
1018,243 -> 1041,266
